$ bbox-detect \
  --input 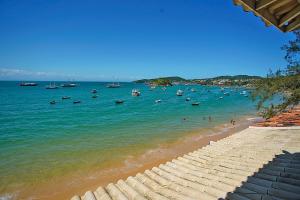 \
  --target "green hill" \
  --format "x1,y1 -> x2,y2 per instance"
134,76 -> 186,83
